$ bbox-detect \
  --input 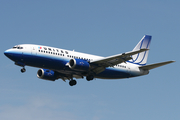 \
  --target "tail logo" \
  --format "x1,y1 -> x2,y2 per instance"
128,35 -> 151,66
